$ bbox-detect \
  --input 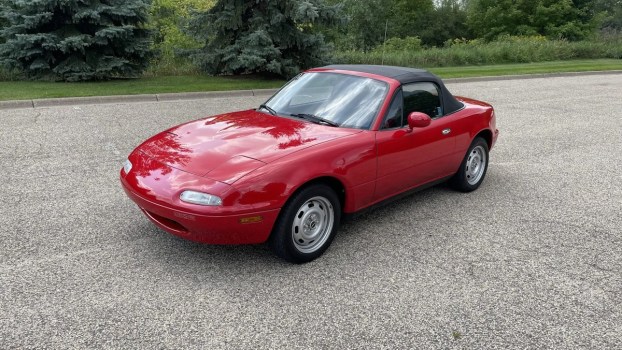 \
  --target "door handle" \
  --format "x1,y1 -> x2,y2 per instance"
442,128 -> 451,135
